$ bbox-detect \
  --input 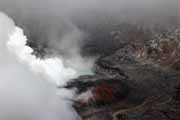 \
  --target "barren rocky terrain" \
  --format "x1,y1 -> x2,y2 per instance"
63,22 -> 180,120
26,18 -> 180,120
